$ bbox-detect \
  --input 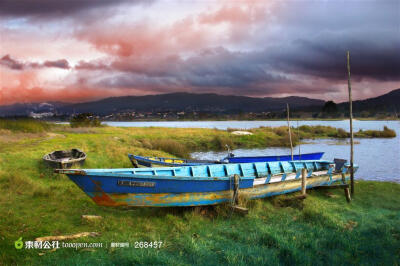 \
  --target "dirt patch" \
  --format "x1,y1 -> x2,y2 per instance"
0,130 -> 45,143
47,133 -> 66,139
62,127 -> 98,134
